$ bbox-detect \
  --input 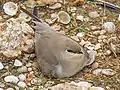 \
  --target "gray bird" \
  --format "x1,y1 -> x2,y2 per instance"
33,21 -> 94,78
